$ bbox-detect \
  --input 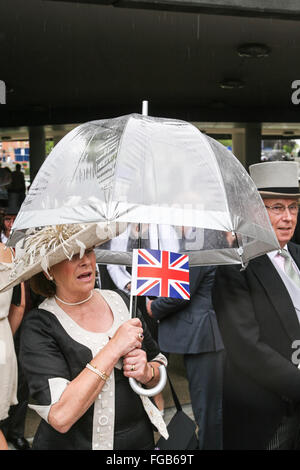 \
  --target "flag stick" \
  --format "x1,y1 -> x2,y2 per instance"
131,224 -> 141,319
129,288 -> 134,318
128,100 -> 168,396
